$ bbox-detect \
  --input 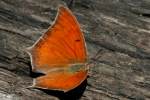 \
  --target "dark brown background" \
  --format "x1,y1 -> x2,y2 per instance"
0,0 -> 150,100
